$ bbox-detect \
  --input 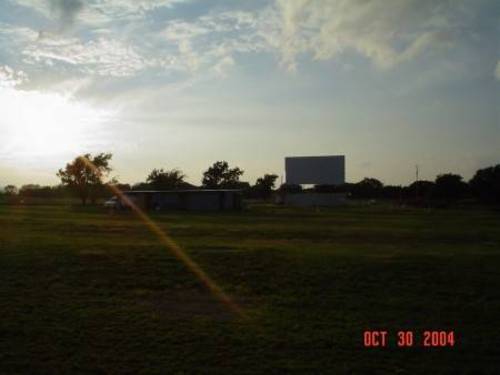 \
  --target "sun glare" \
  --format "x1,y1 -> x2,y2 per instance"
0,86 -> 111,165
